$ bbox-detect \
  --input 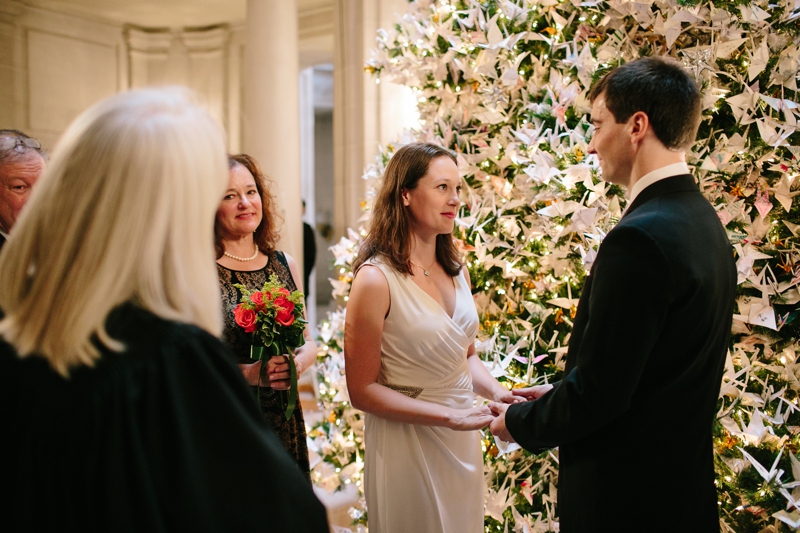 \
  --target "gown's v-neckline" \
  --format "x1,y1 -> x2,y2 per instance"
404,271 -> 460,320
